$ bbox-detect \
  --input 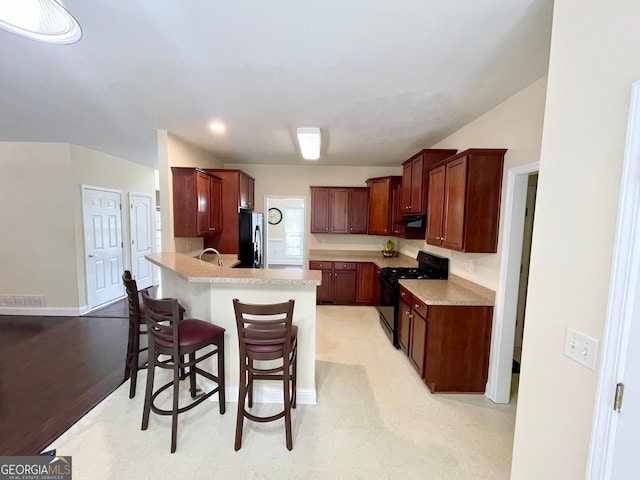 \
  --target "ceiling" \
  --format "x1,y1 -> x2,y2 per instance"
0,1 -> 553,168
